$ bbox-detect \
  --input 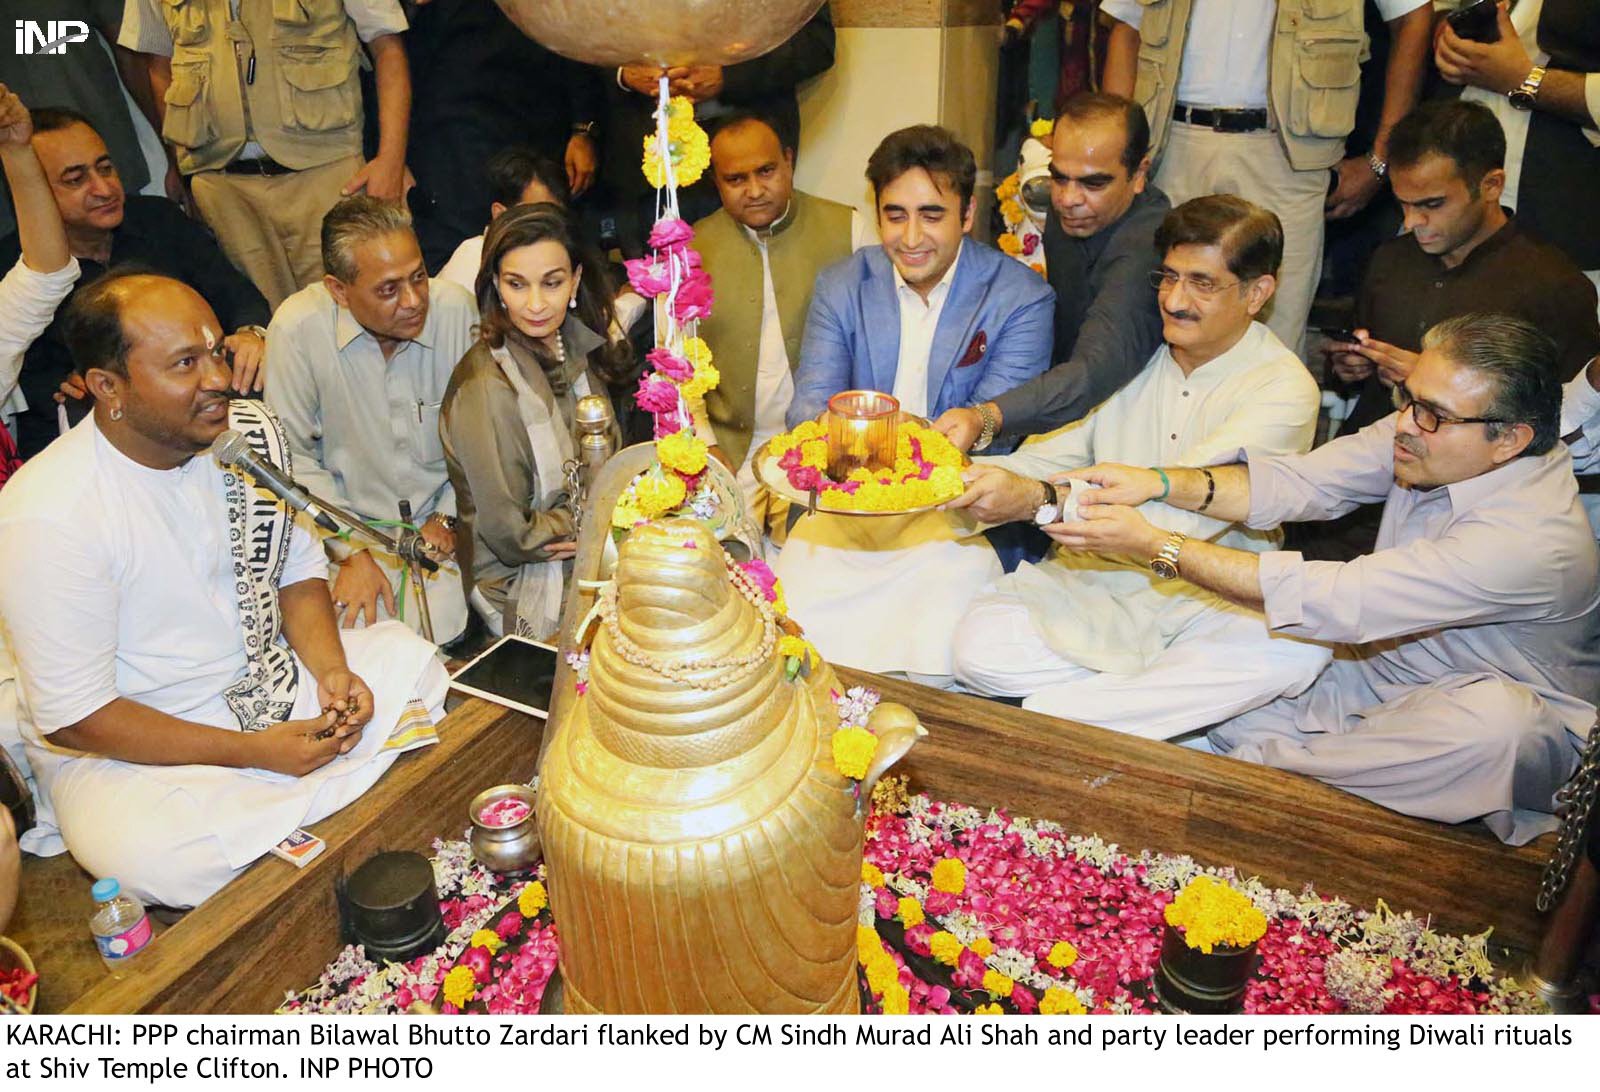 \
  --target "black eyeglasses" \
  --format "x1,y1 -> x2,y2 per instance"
1391,383 -> 1505,433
